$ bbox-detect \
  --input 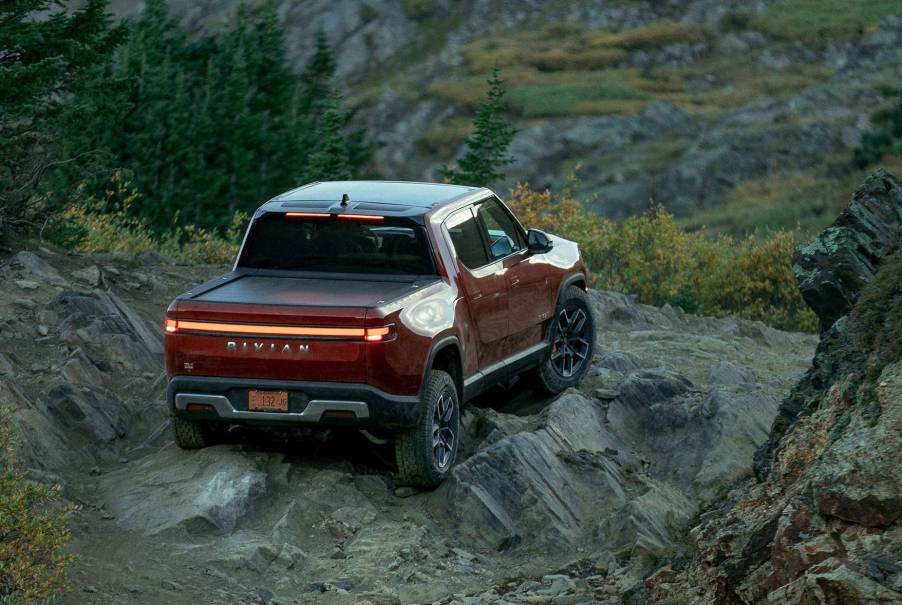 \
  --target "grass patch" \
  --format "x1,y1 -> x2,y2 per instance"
506,80 -> 650,117
678,167 -> 874,238
589,20 -> 710,49
752,0 -> 900,46
458,20 -> 708,74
